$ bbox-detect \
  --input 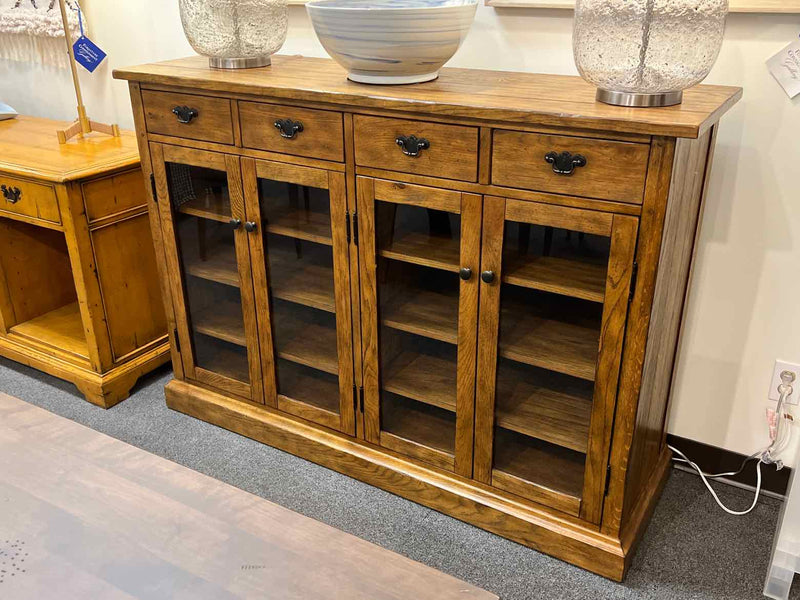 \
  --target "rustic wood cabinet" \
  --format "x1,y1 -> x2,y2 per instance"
0,116 -> 169,407
115,56 -> 740,580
